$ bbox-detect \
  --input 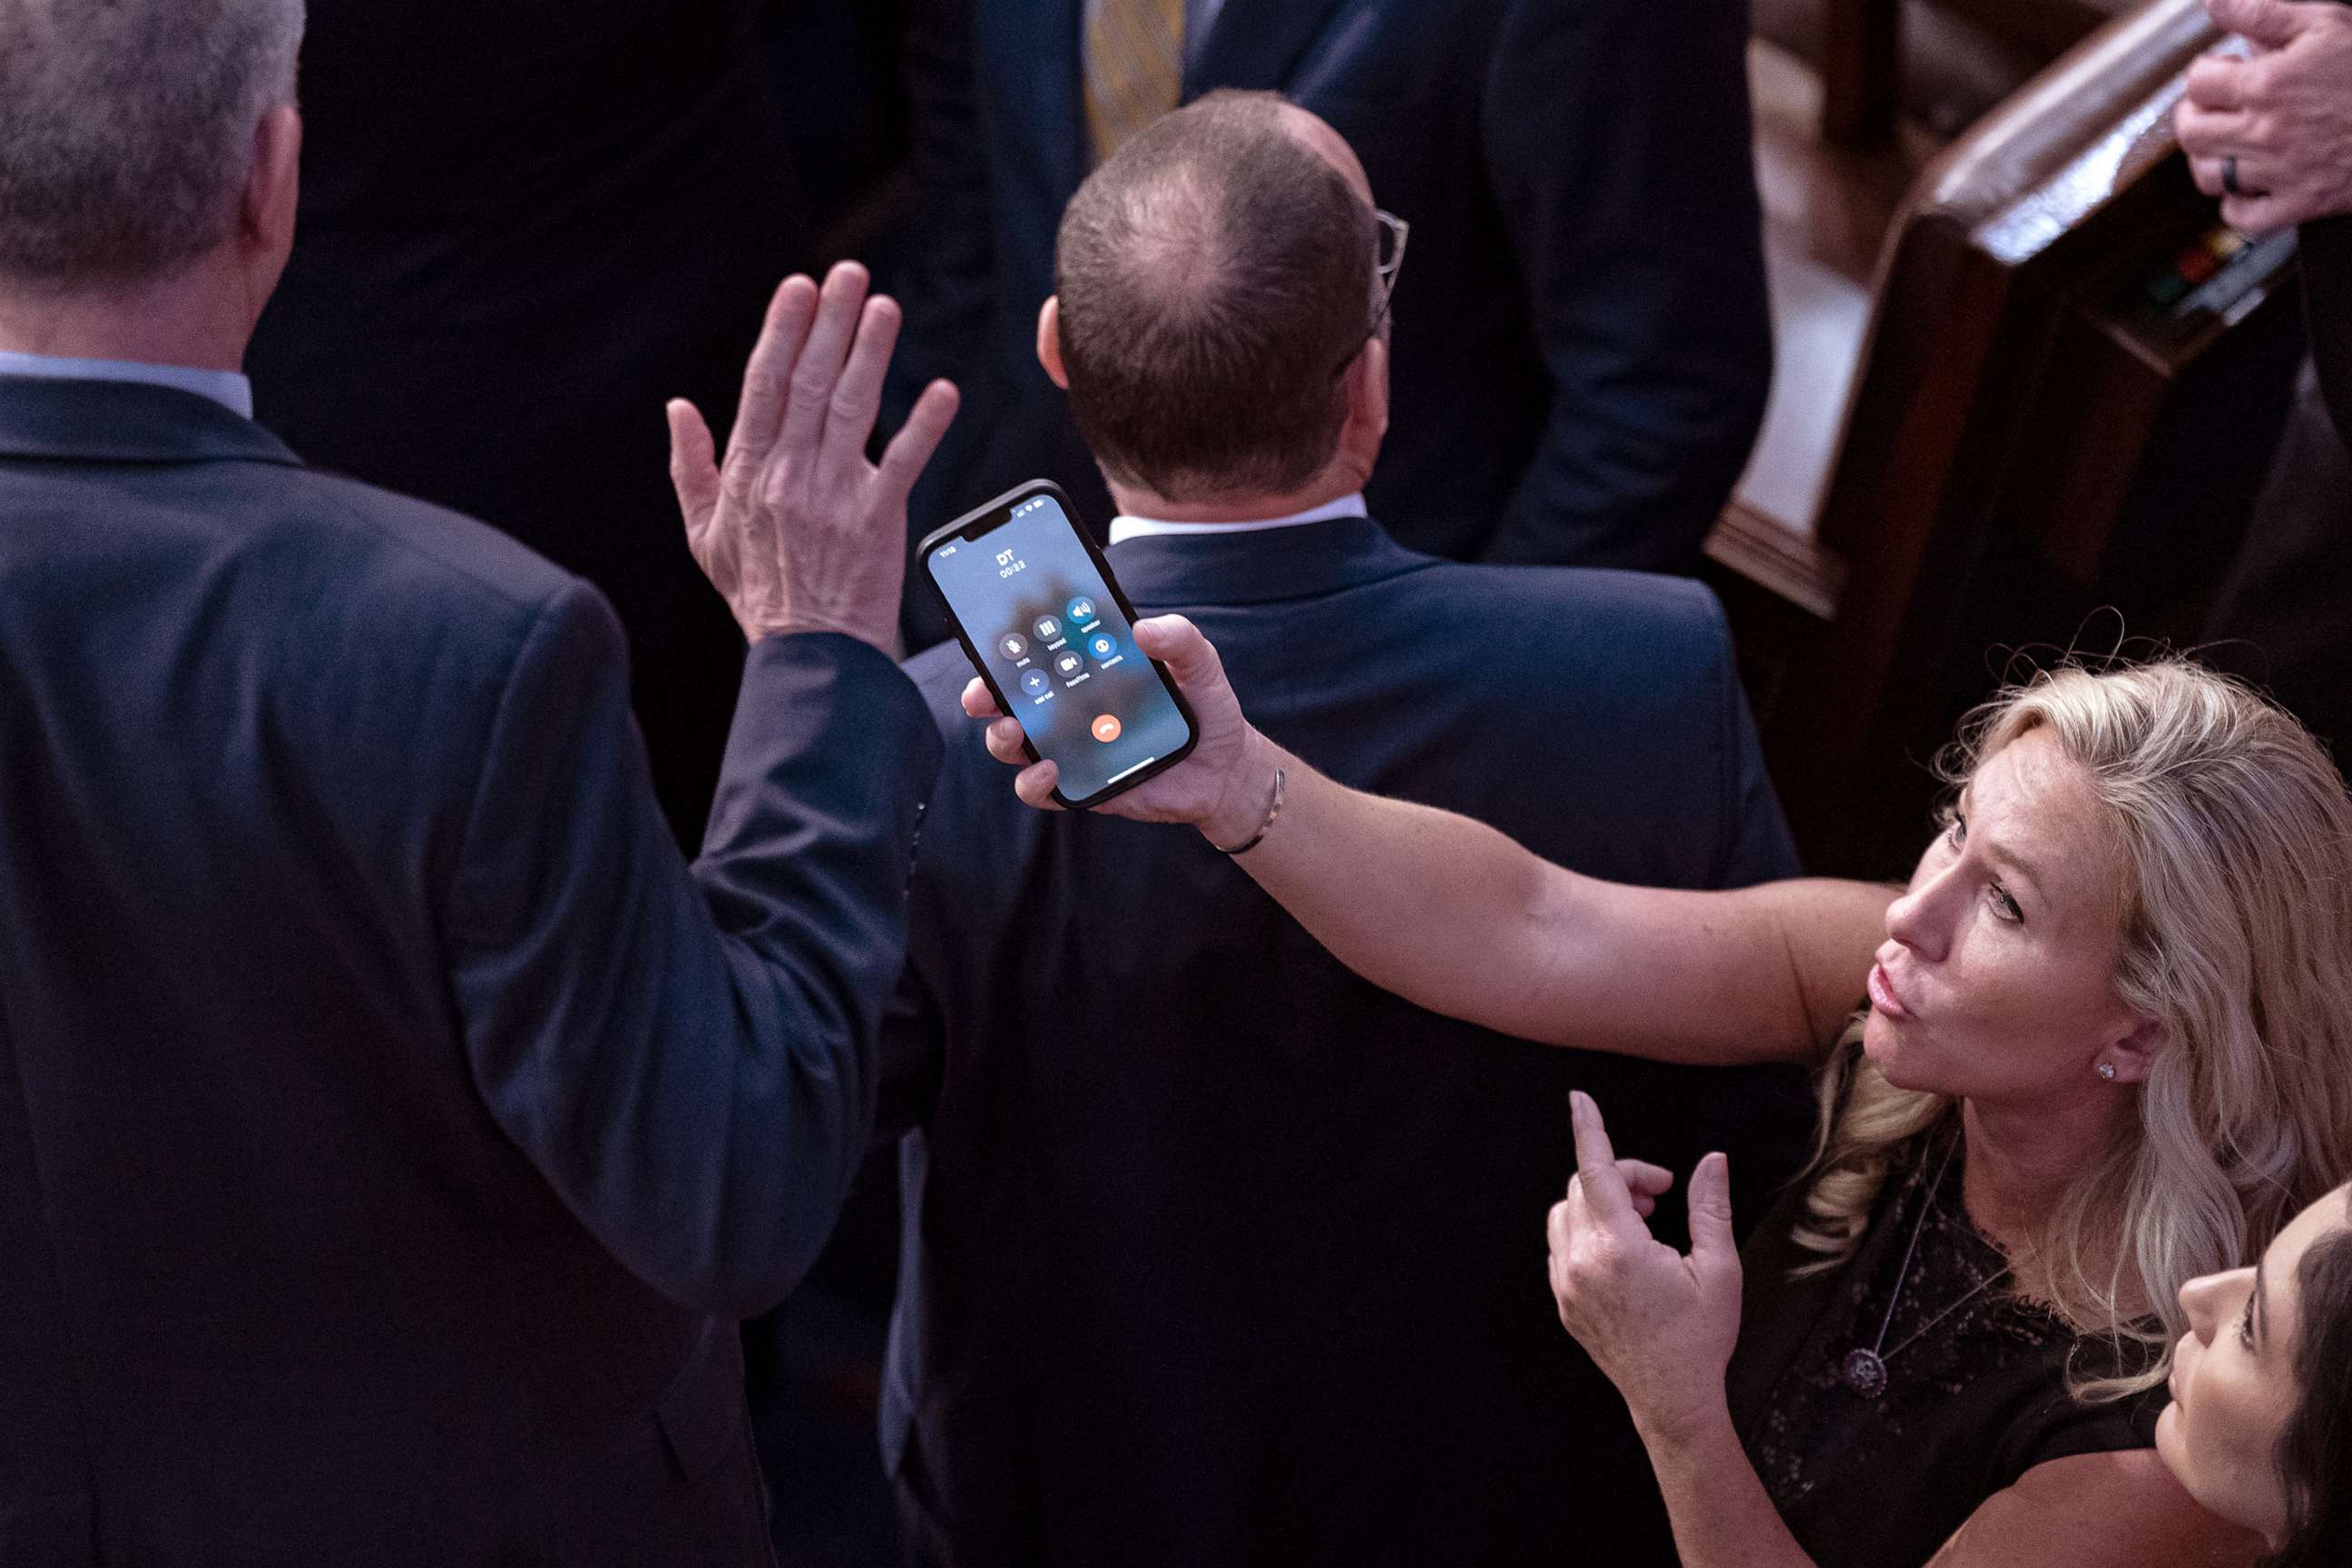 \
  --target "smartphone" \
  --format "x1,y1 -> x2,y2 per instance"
919,480 -> 1199,808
